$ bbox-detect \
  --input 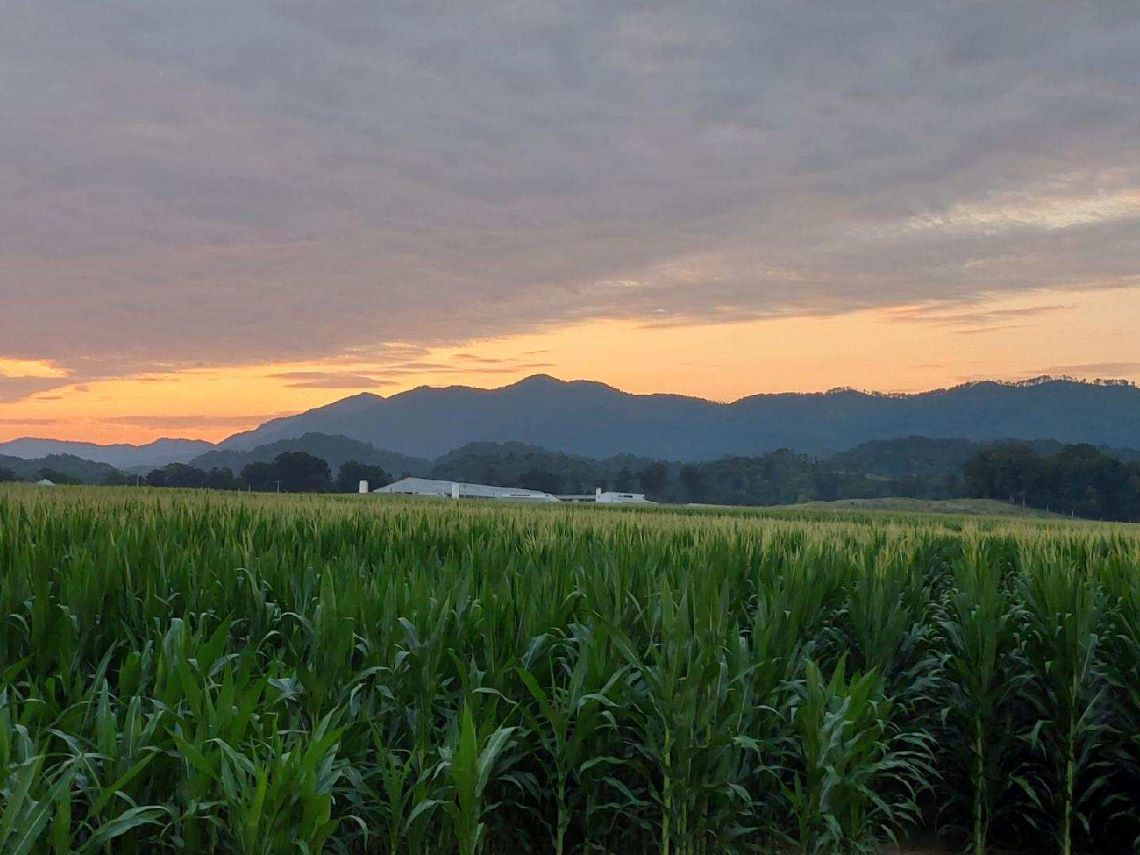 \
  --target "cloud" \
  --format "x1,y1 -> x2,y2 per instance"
239,357 -> 561,393
451,354 -> 513,364
102,414 -> 285,429
0,376 -> 75,402
0,418 -> 60,426
1042,361 -> 1140,377
886,303 -> 1075,333
269,371 -> 398,389
0,2 -> 1138,390
371,361 -> 555,378
896,190 -> 1140,234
